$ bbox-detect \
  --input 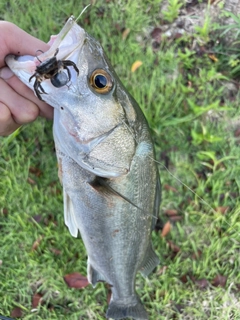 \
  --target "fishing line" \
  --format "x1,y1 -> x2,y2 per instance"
148,156 -> 215,213
120,118 -> 236,232
150,155 -> 238,233
120,117 -> 215,213
75,4 -> 91,23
